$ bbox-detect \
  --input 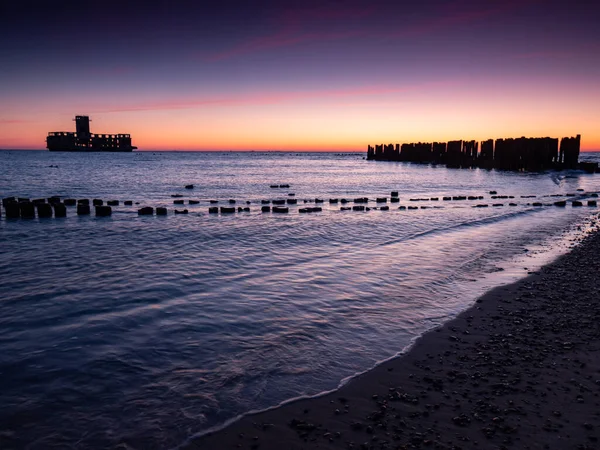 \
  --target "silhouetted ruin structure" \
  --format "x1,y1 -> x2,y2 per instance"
366,135 -> 596,172
47,116 -> 137,152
